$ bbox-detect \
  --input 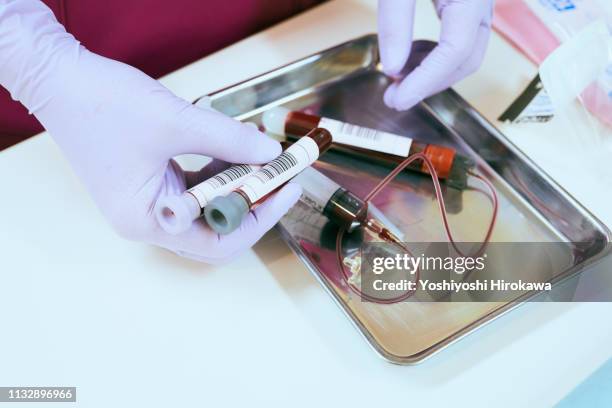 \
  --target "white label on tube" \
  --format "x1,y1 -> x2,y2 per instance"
239,137 -> 320,204
187,164 -> 261,208
318,117 -> 412,157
